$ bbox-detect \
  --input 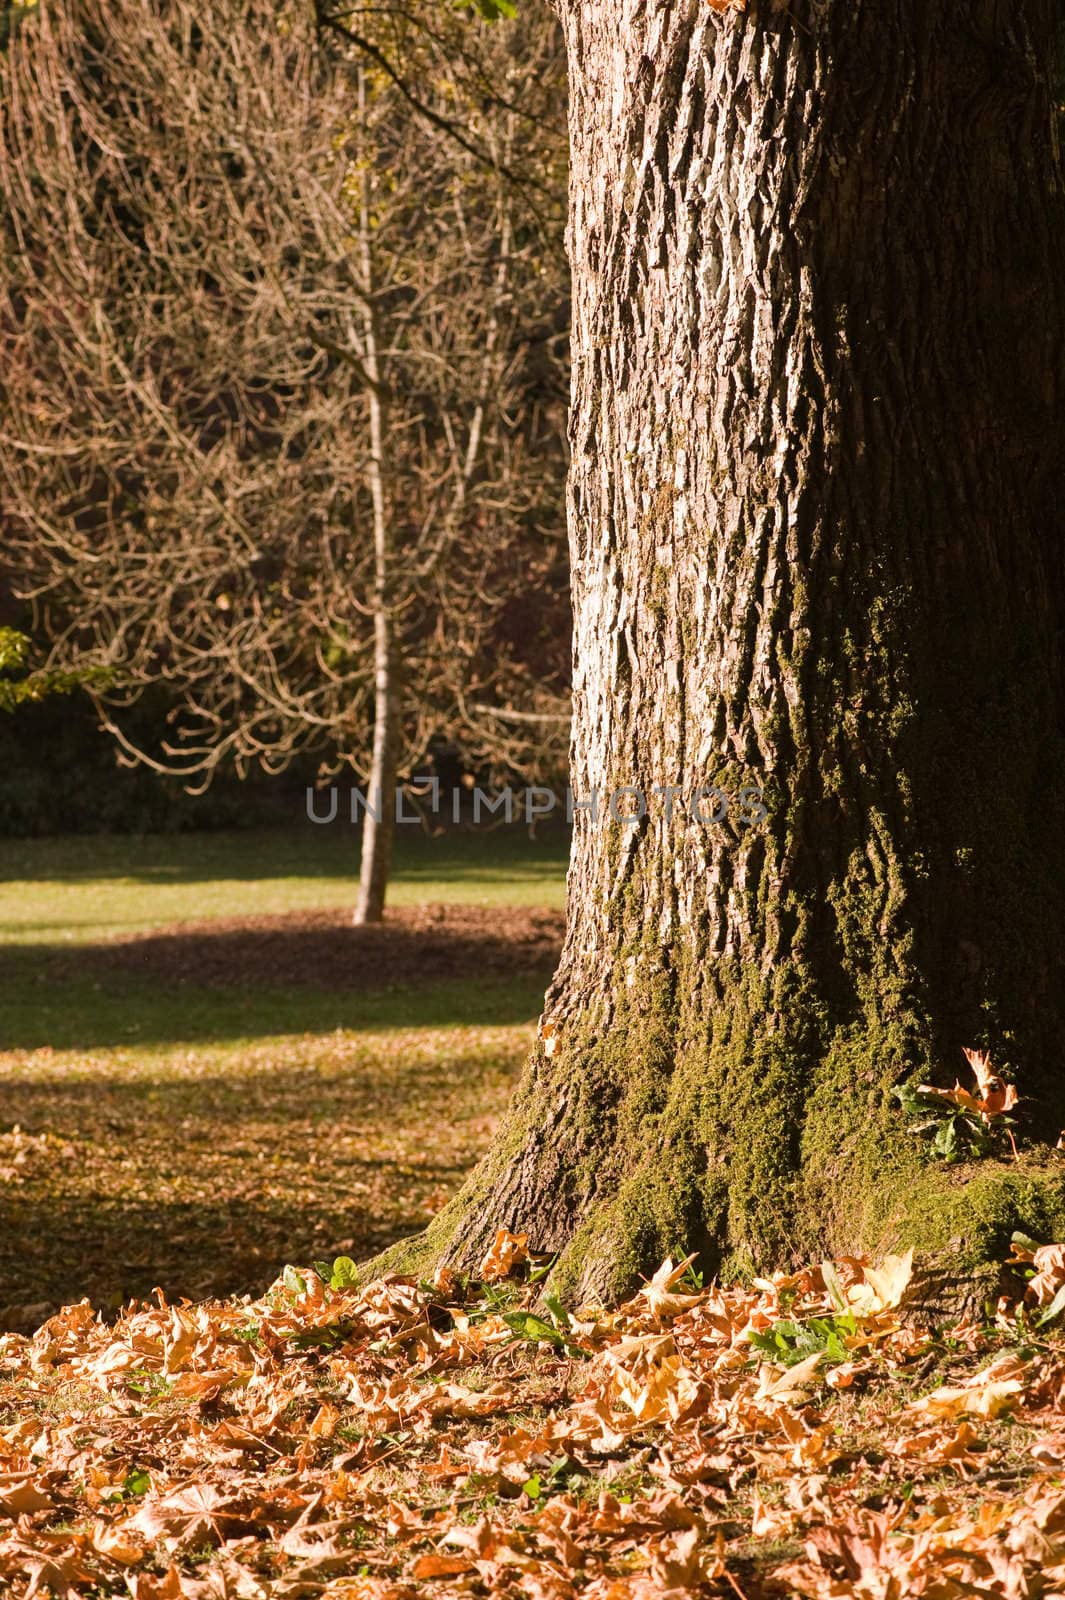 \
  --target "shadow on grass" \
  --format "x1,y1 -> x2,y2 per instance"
0,899 -> 561,1048
0,849 -> 556,1311
0,969 -> 552,1050
0,1043 -> 525,1317
0,823 -> 571,886
0,1180 -> 449,1319
0,1045 -> 525,1126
